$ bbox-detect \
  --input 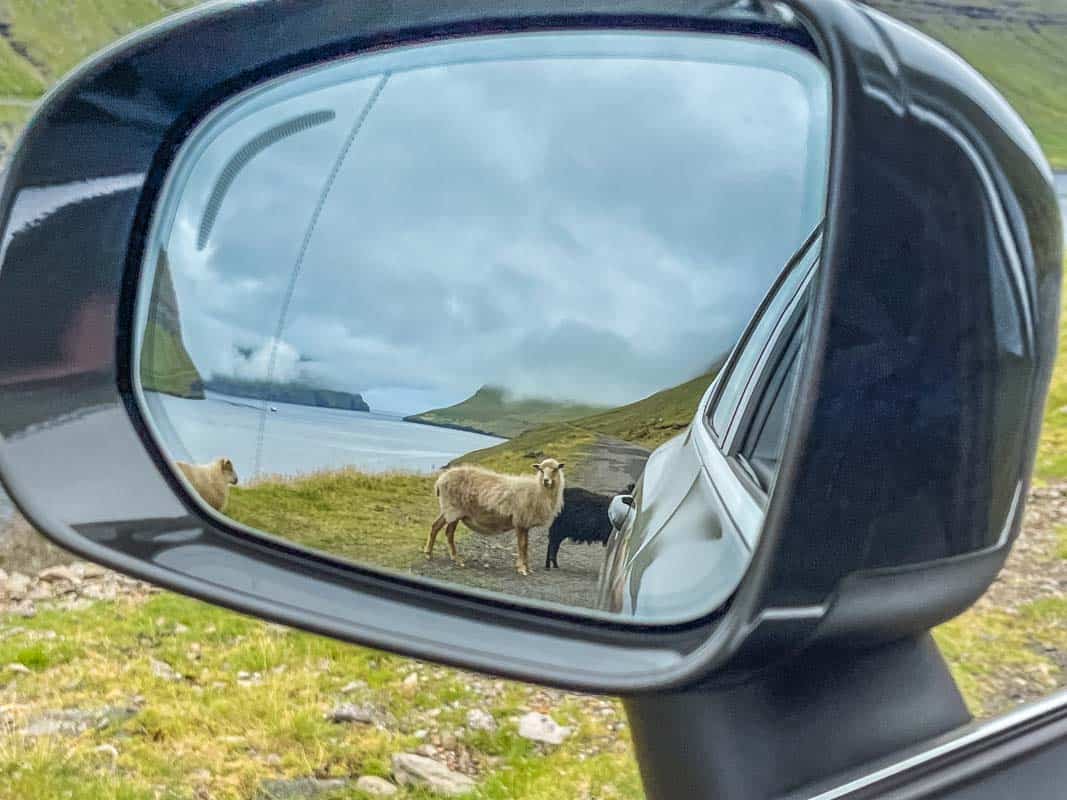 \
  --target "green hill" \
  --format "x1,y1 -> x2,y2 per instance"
405,385 -> 606,439
0,0 -> 197,157
139,251 -> 204,398
0,2 -> 1063,169
865,0 -> 1067,168
459,364 -> 724,472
